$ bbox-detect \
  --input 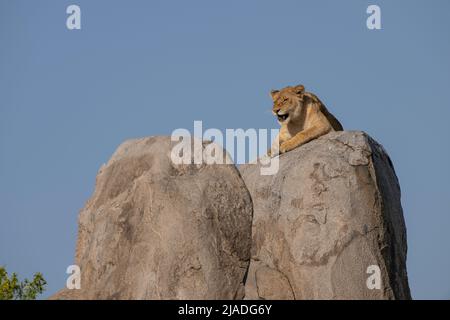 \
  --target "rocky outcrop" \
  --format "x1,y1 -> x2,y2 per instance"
52,137 -> 253,299
240,131 -> 411,299
52,131 -> 411,300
